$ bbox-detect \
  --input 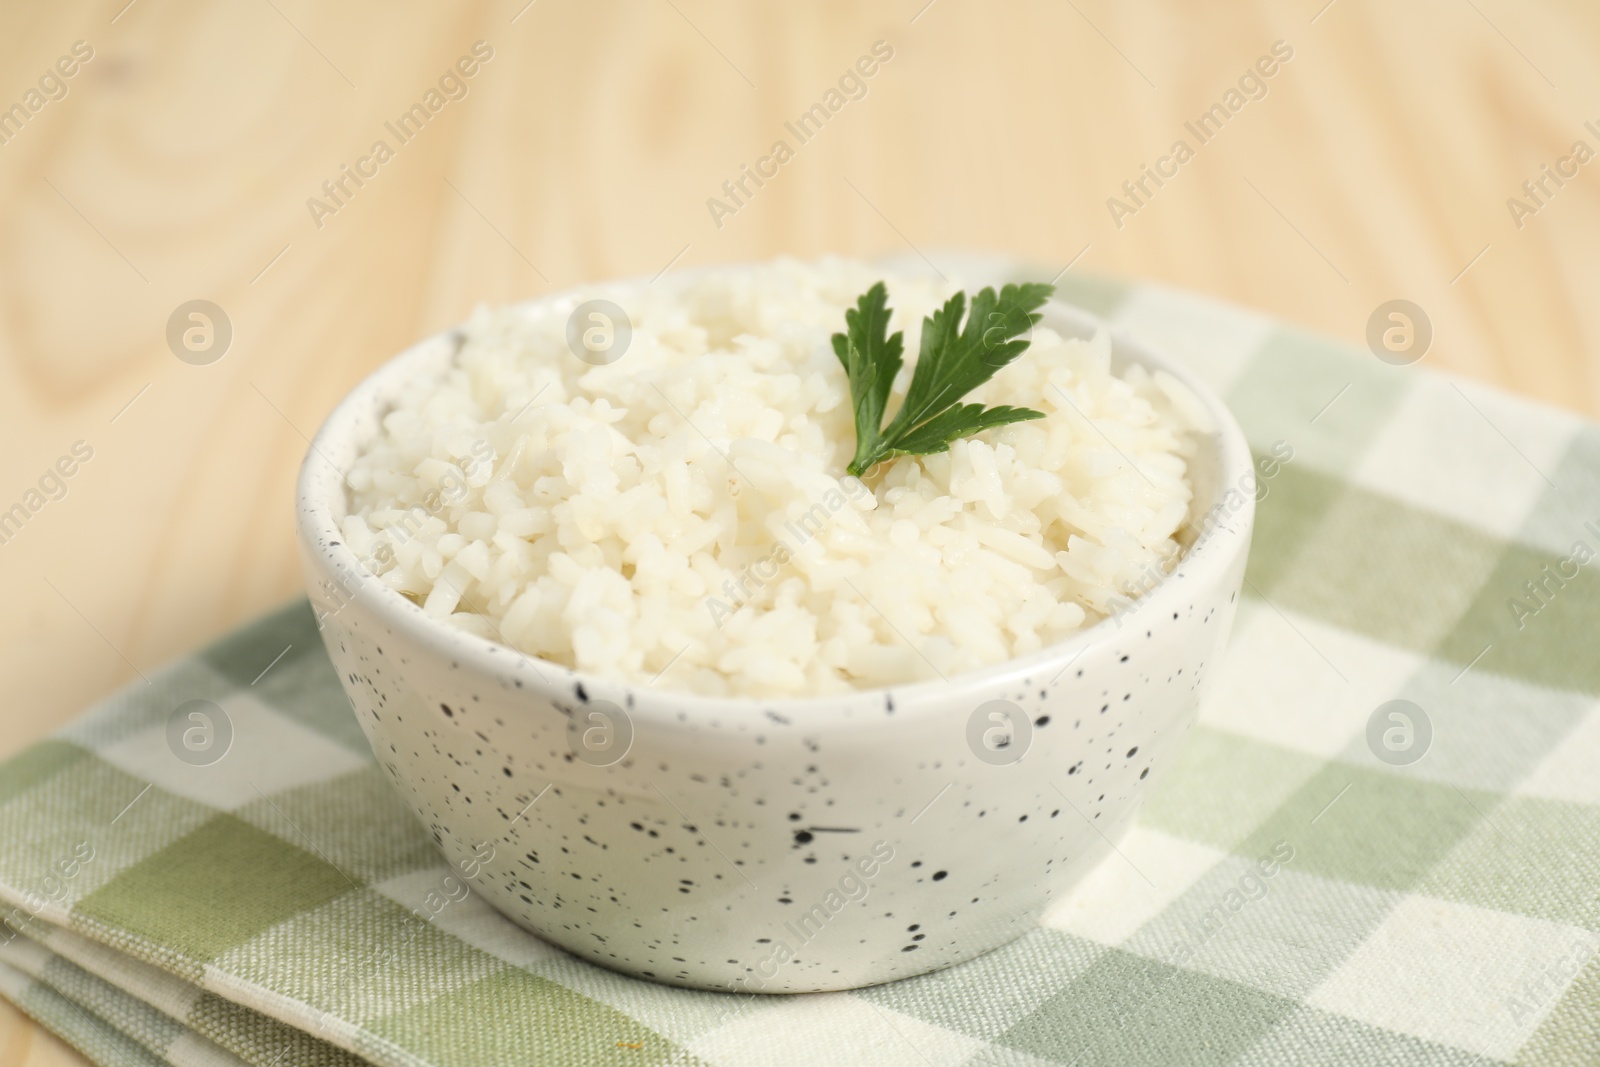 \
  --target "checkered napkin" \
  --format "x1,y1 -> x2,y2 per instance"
3,272 -> 1598,1067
